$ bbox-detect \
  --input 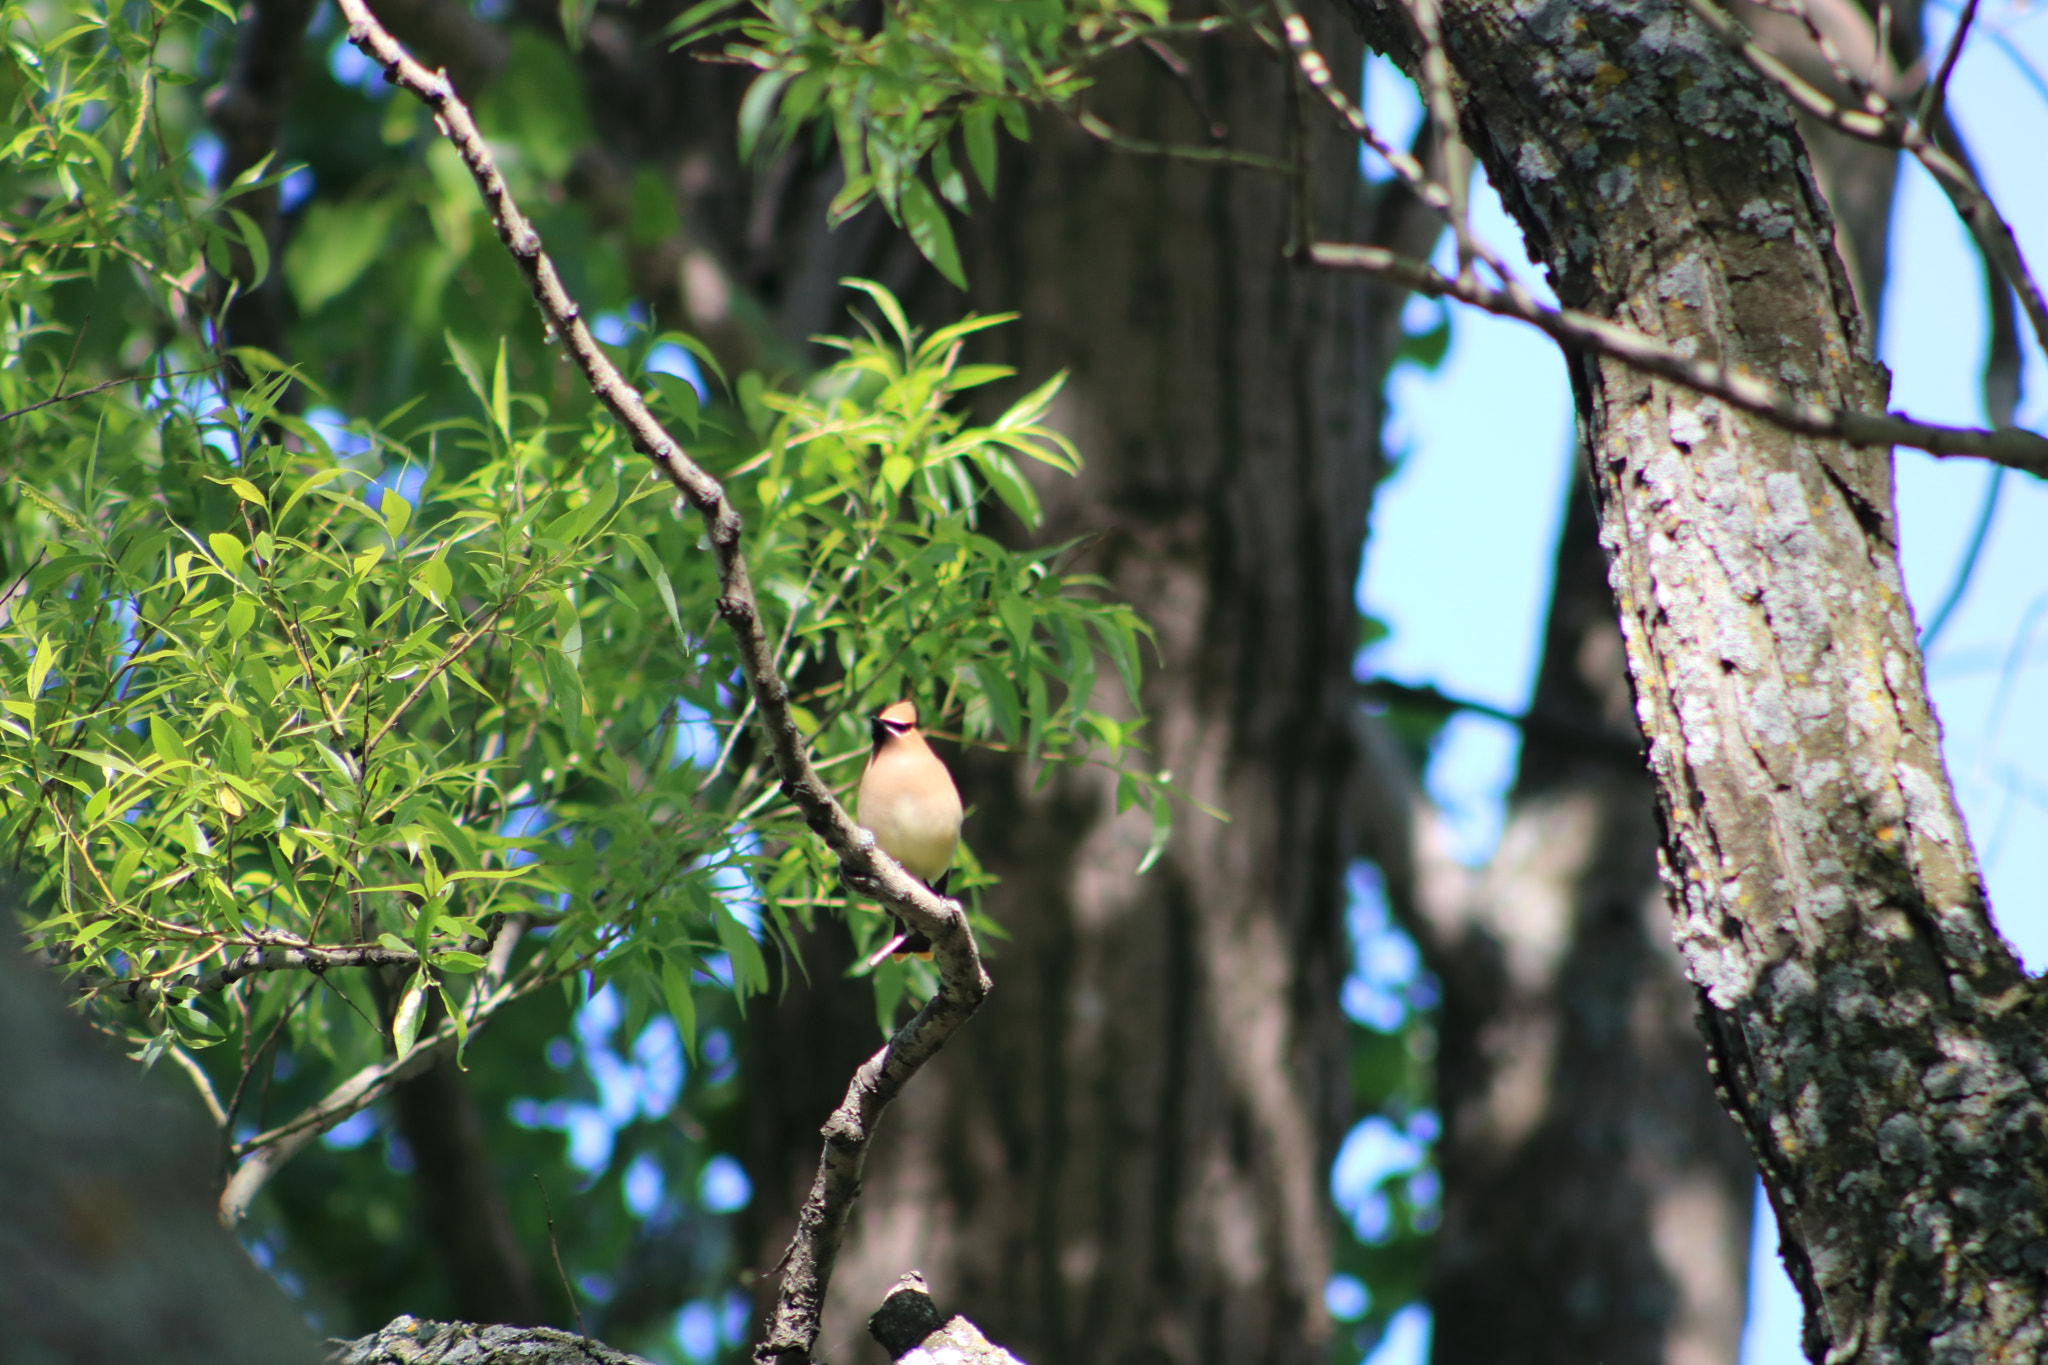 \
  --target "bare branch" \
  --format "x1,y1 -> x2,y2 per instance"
1406,0 -> 1473,276
0,365 -> 221,424
753,948 -> 989,1362
215,918 -> 529,1225
1305,240 -> 2048,473
219,1017 -> 454,1224
165,1040 -> 229,1129
1071,109 -> 1294,174
1916,0 -> 1978,131
324,6 -> 996,1350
